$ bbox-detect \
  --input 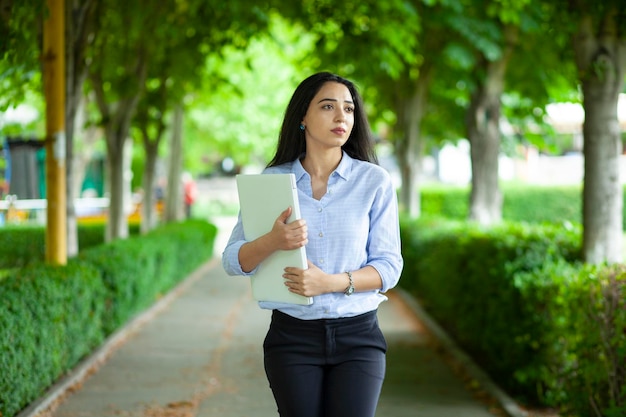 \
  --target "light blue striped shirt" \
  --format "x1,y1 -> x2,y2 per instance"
222,152 -> 403,320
